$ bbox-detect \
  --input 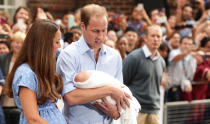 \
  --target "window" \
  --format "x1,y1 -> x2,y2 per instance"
0,0 -> 26,23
